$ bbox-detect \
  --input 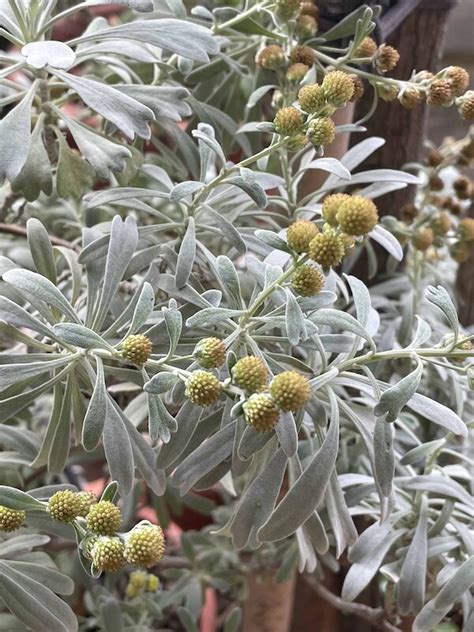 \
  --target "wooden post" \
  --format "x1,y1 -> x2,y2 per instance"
242,569 -> 296,632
